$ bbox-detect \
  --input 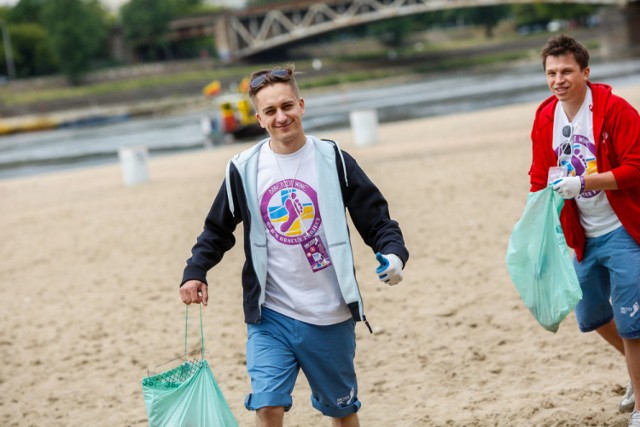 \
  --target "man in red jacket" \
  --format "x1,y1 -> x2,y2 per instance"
529,34 -> 640,424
